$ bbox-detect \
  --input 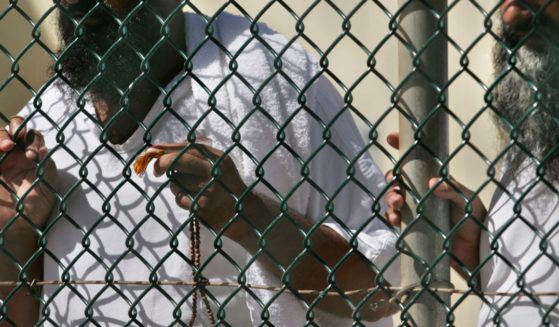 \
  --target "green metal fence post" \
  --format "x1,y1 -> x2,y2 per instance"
397,0 -> 451,325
